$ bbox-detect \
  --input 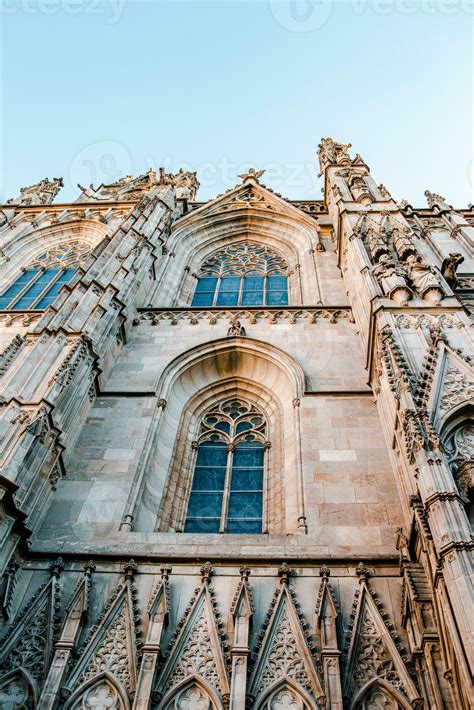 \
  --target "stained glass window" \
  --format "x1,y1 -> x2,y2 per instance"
184,398 -> 268,534
0,242 -> 89,311
191,243 -> 289,307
